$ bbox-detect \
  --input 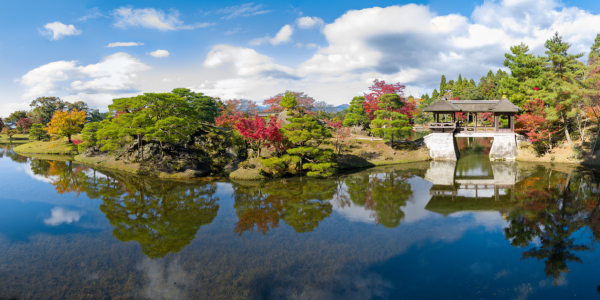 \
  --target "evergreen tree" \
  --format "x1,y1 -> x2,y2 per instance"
262,92 -> 337,177
369,94 -> 412,149
431,89 -> 439,100
539,32 -> 585,145
29,123 -> 46,141
439,75 -> 447,96
342,96 -> 369,127
499,43 -> 545,107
